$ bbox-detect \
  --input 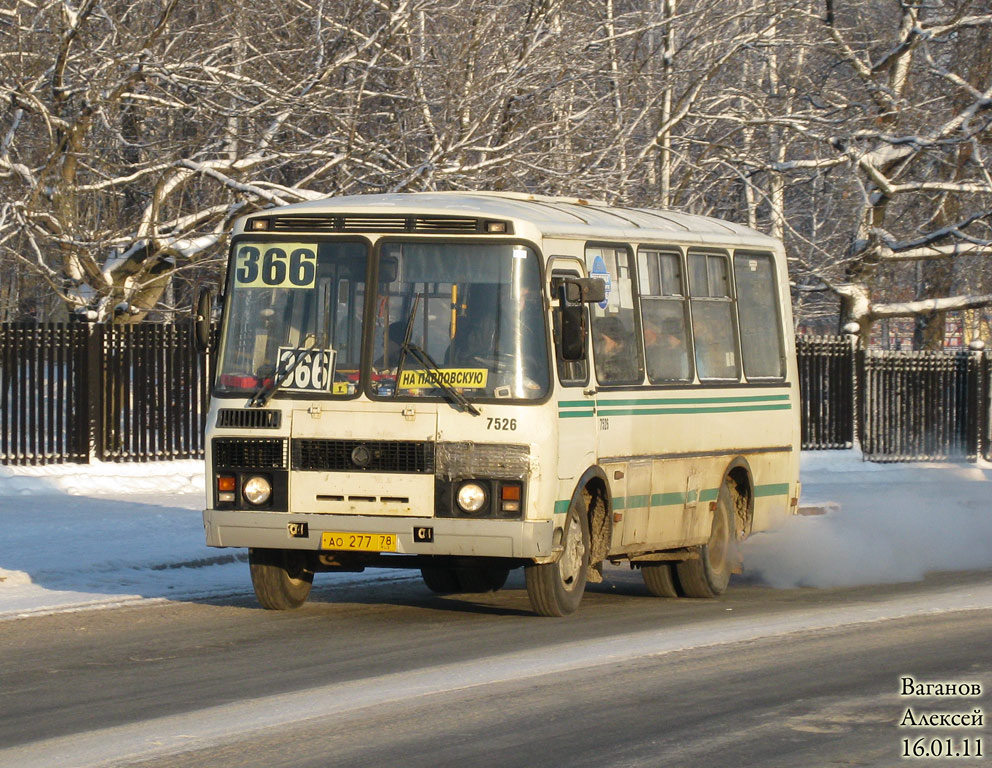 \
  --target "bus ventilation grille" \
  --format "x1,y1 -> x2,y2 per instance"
213,438 -> 288,470
216,409 -> 281,429
264,215 -> 509,235
292,439 -> 435,474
